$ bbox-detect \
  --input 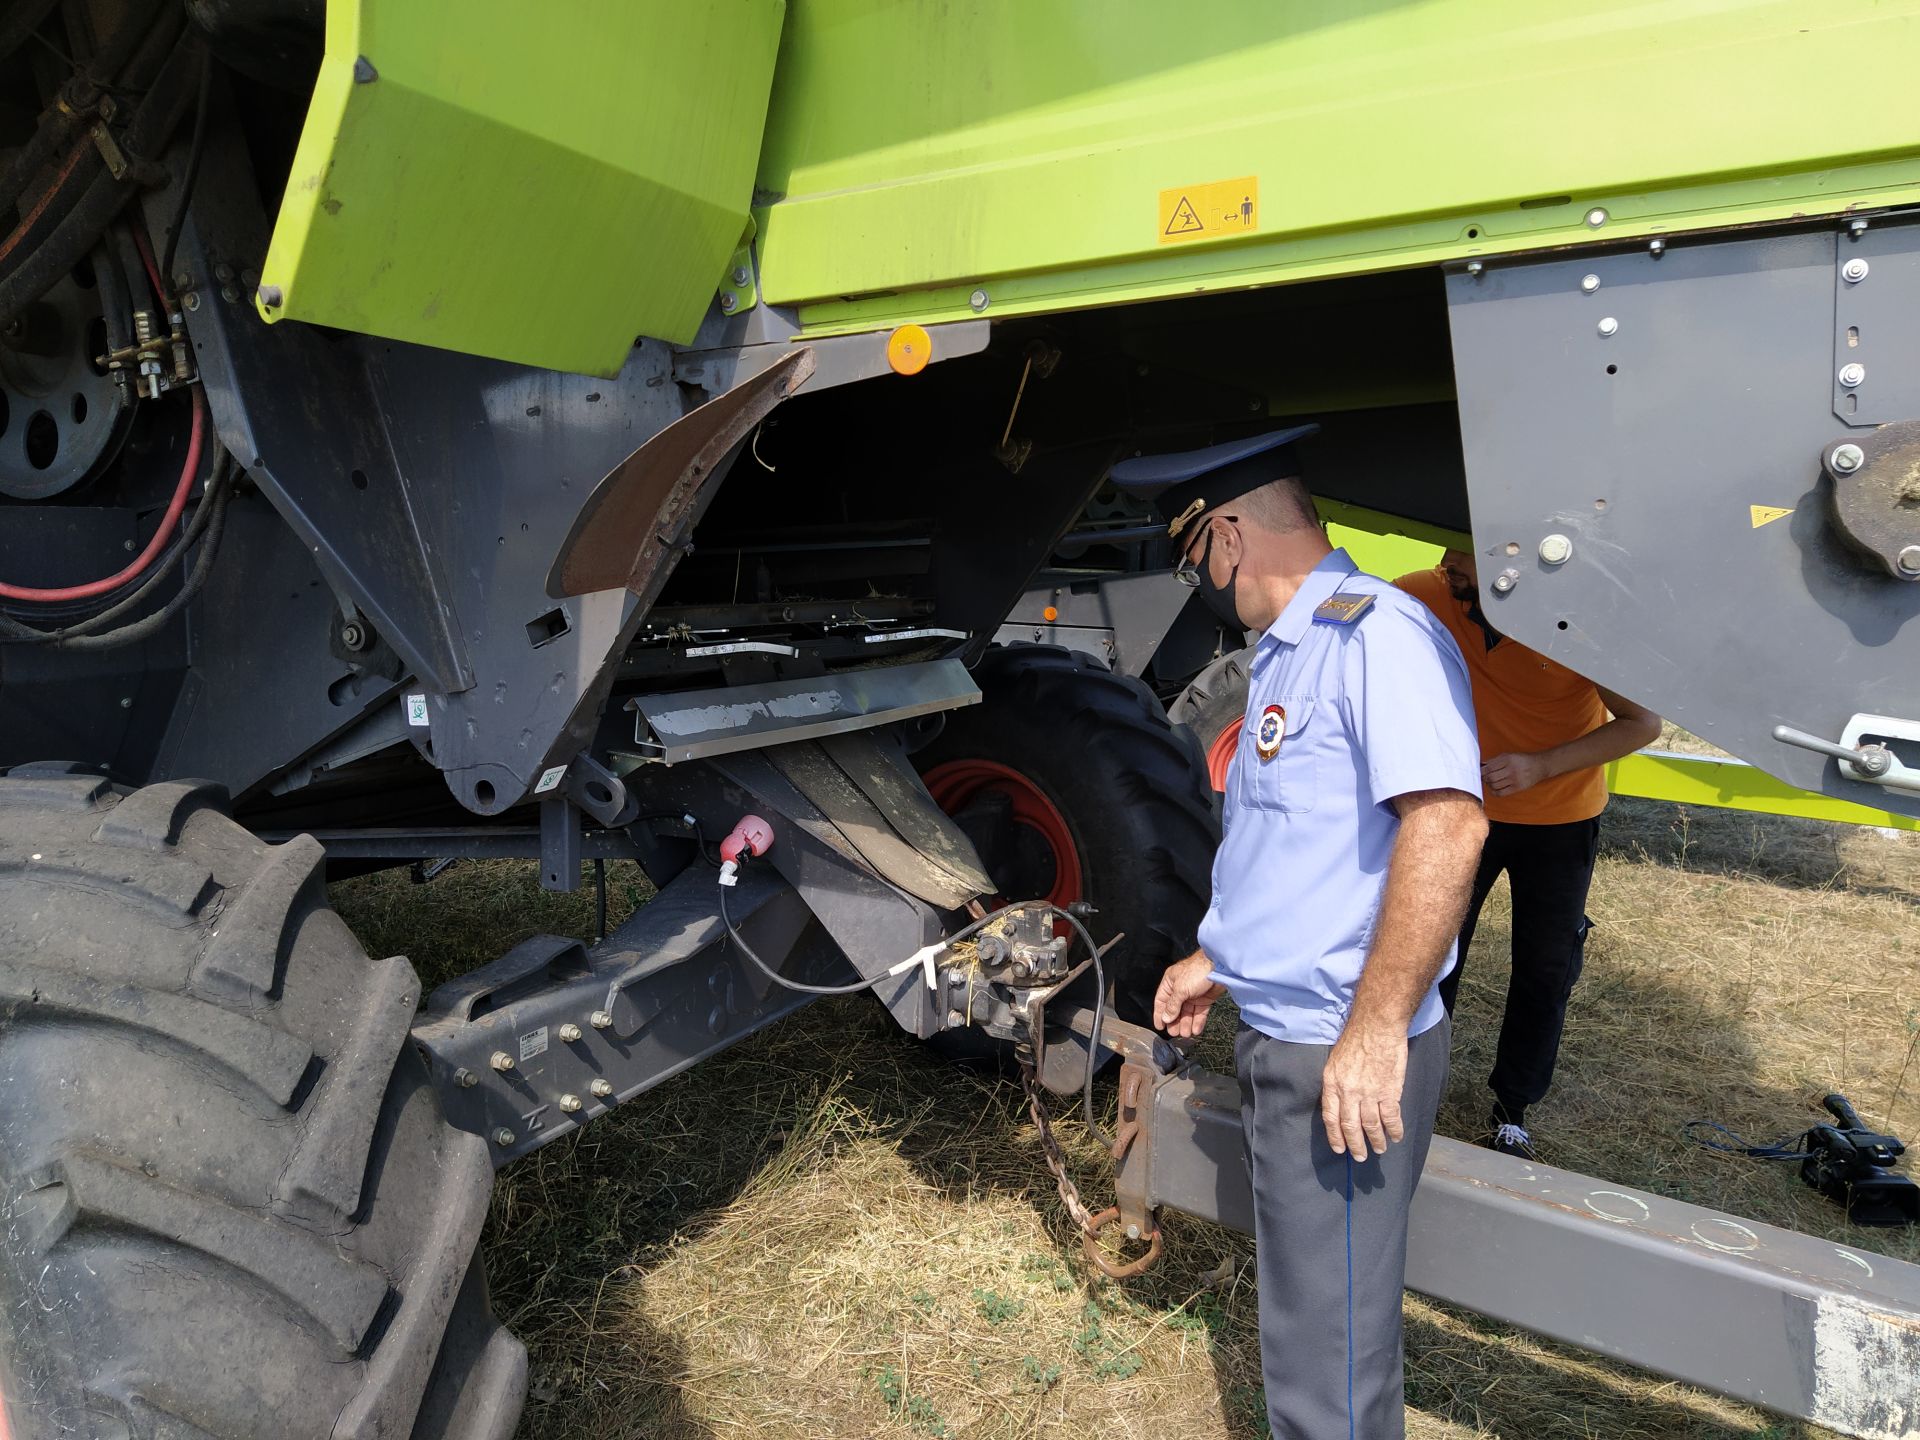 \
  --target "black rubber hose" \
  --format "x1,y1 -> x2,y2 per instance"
0,451 -> 232,645
40,466 -> 231,652
91,226 -> 132,354
0,33 -> 195,326
0,5 -> 179,221
157,44 -> 211,290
